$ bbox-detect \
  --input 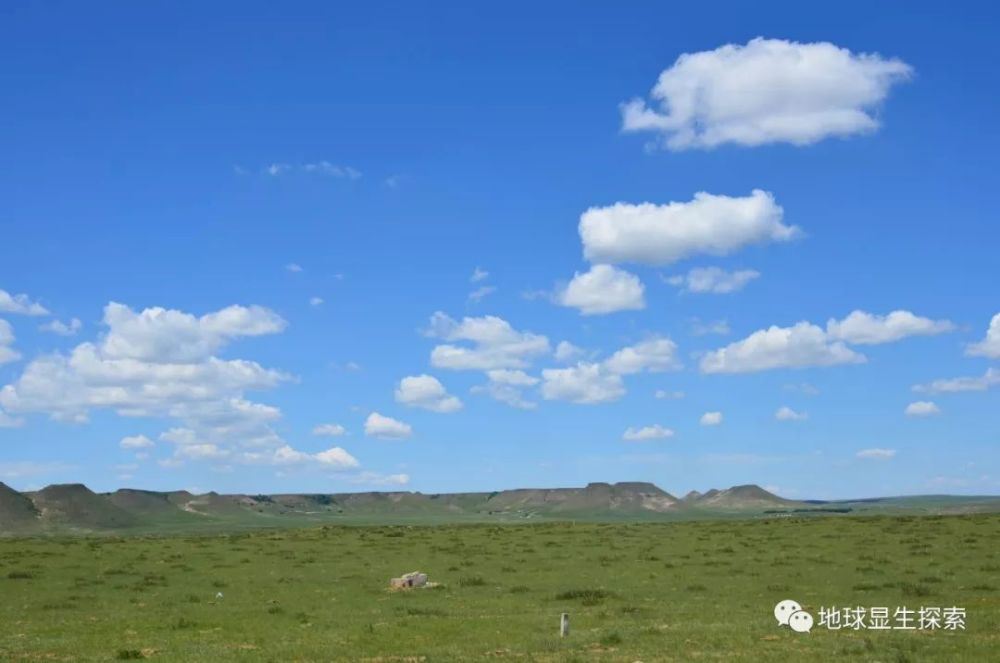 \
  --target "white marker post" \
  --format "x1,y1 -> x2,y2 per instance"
560,612 -> 570,637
